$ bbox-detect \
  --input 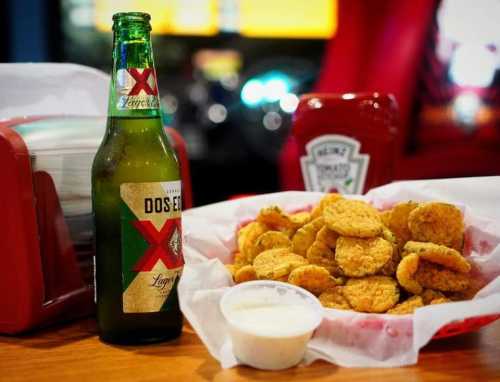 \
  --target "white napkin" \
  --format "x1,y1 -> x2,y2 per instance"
0,63 -> 109,119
